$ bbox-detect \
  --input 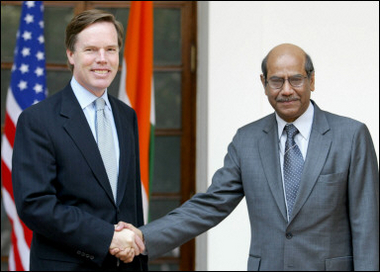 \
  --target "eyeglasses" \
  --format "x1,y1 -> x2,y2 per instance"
266,75 -> 308,89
